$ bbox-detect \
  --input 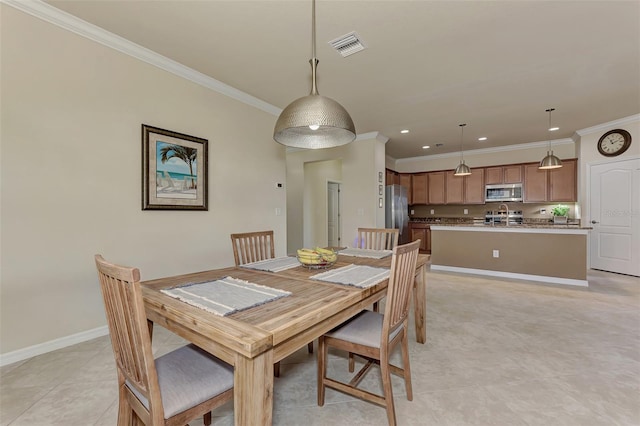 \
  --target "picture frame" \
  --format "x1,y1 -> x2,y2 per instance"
379,198 -> 383,208
379,184 -> 383,195
142,124 -> 208,210
378,171 -> 383,183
